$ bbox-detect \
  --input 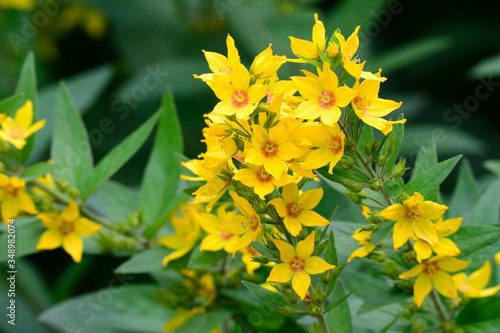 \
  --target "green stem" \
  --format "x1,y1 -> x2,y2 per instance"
317,314 -> 329,333
430,288 -> 448,323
